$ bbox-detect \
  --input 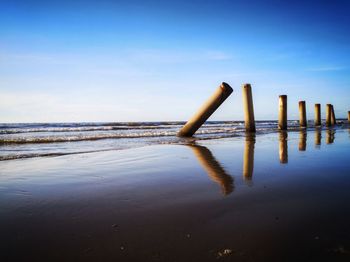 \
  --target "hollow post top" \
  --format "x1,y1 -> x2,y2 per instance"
220,82 -> 233,94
